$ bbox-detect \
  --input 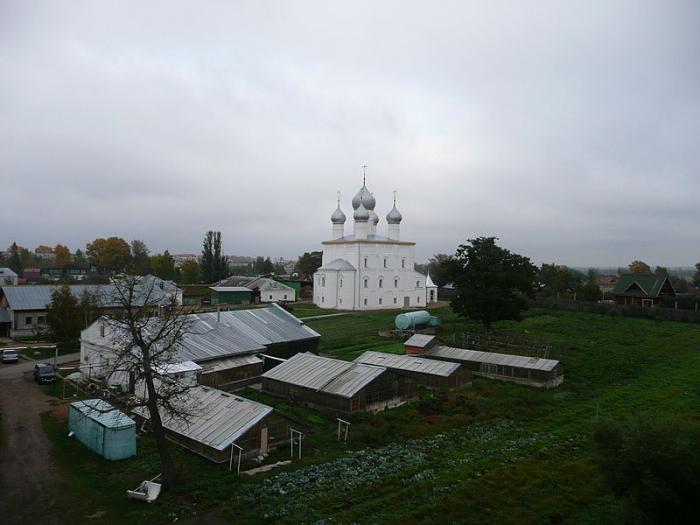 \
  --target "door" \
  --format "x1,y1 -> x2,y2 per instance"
403,296 -> 410,307
260,426 -> 269,454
